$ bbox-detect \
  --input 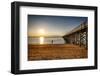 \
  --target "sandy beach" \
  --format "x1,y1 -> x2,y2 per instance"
28,44 -> 87,61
